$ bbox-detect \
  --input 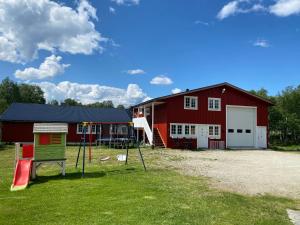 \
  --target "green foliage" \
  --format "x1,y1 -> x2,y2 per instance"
252,87 -> 300,145
117,104 -> 125,109
49,99 -> 59,106
87,100 -> 114,108
0,77 -> 46,113
0,77 -> 21,105
62,98 -> 82,106
19,84 -> 45,104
